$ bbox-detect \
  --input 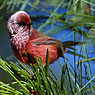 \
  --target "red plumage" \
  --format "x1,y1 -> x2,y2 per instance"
7,11 -> 83,66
